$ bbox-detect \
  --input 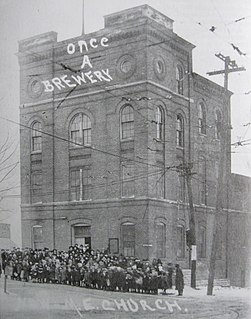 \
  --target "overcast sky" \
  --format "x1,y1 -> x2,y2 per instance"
0,0 -> 250,245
